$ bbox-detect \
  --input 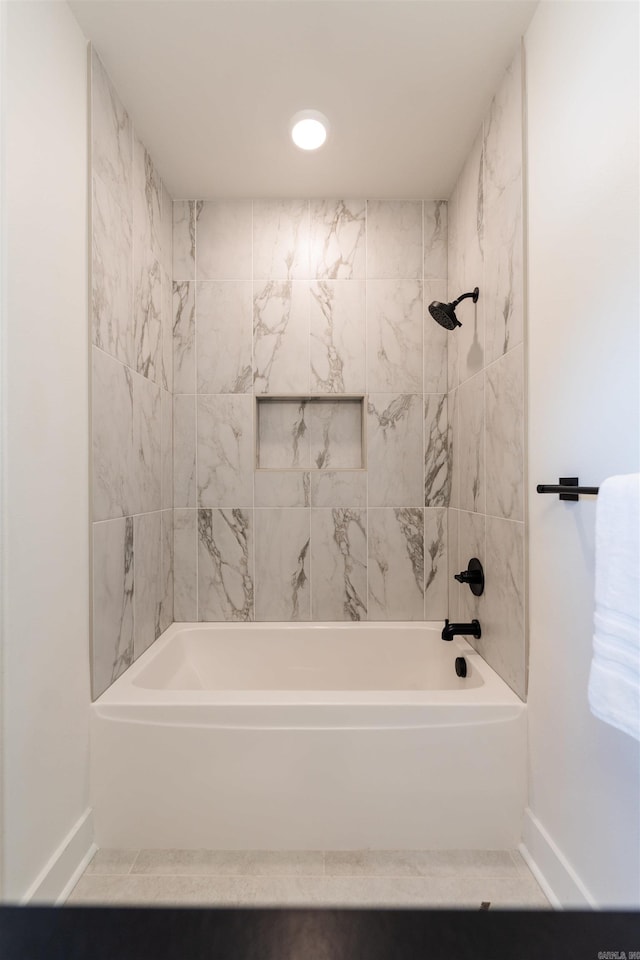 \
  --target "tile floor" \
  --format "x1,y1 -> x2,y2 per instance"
67,849 -> 550,909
